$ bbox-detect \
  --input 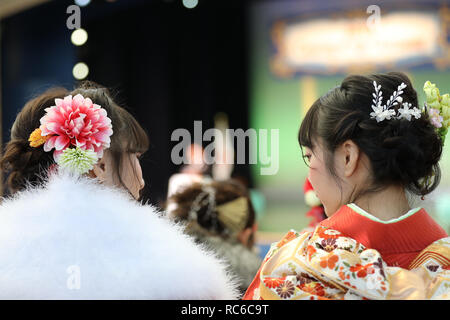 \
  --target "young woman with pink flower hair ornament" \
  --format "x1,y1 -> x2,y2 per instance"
0,82 -> 239,299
